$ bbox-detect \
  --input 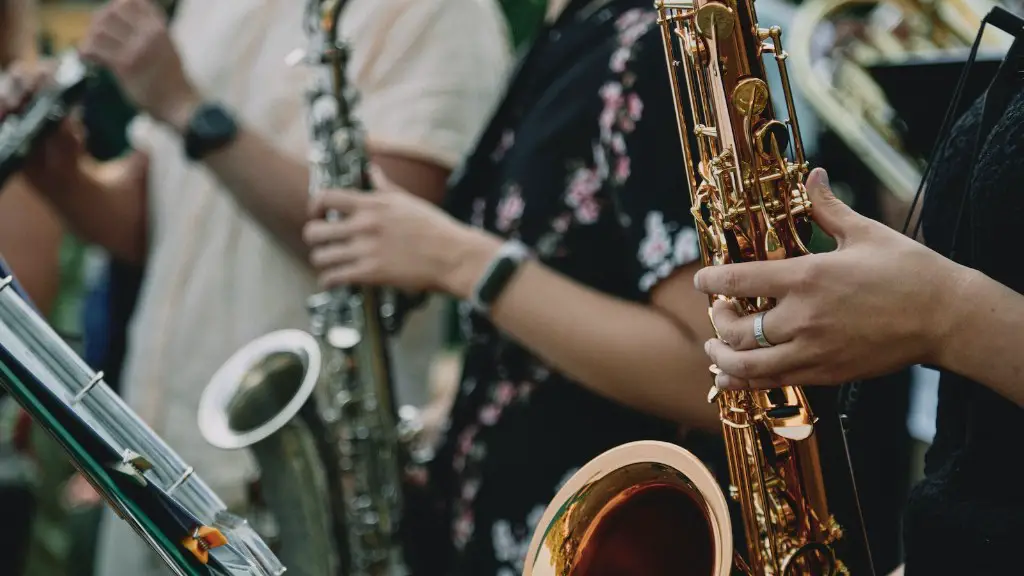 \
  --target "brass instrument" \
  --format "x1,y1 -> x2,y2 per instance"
787,0 -> 1007,202
0,262 -> 284,576
198,1 -> 416,575
524,2 -> 875,575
